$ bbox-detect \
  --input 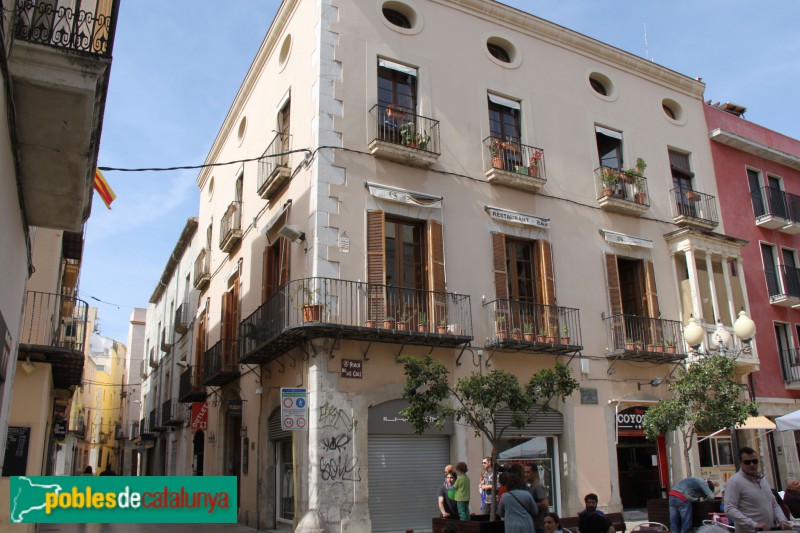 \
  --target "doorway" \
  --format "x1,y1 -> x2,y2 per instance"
193,430 -> 204,476
617,436 -> 660,509
225,407 -> 242,507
